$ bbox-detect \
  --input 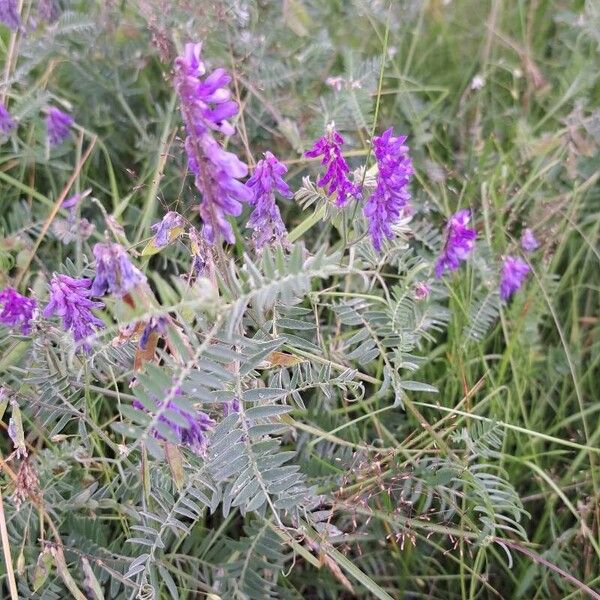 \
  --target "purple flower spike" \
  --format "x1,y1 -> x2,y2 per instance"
46,107 -> 73,146
305,122 -> 360,207
91,242 -> 146,297
134,394 -> 214,455
435,209 -> 477,277
521,228 -> 539,253
363,128 -> 413,251
0,288 -> 37,334
174,42 -> 252,244
500,256 -> 530,301
0,0 -> 20,30
0,104 -> 15,135
44,275 -> 104,352
151,211 -> 185,248
246,151 -> 292,249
